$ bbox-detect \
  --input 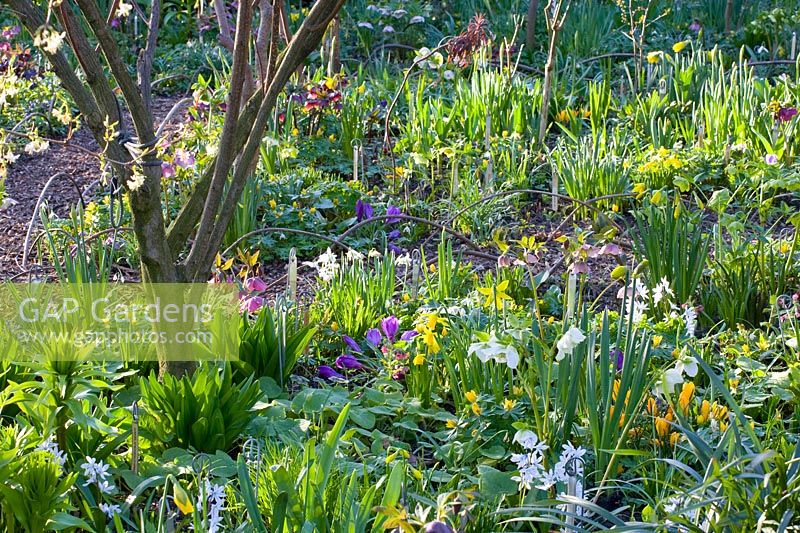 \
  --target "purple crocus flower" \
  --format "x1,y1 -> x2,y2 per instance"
335,354 -> 364,370
244,276 -> 268,292
400,330 -> 419,341
343,335 -> 362,353
777,107 -> 798,122
388,243 -> 403,254
765,154 -> 779,165
381,316 -> 399,340
387,229 -> 401,240
386,205 -> 402,223
318,365 -> 344,380
613,348 -> 624,371
689,20 -> 701,32
355,199 -> 373,222
365,328 -> 382,346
